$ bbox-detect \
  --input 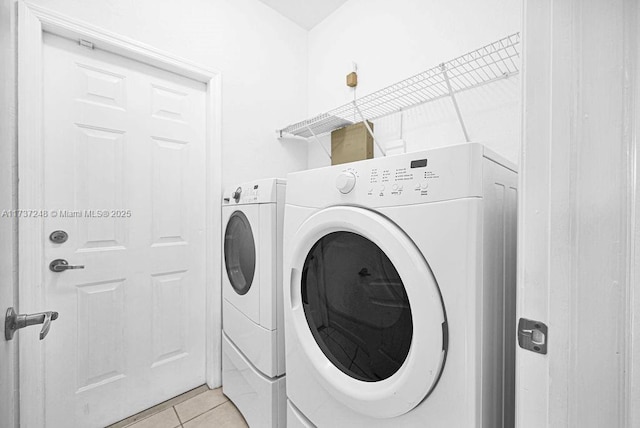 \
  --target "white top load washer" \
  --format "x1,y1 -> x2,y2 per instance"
283,143 -> 517,427
222,178 -> 286,428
